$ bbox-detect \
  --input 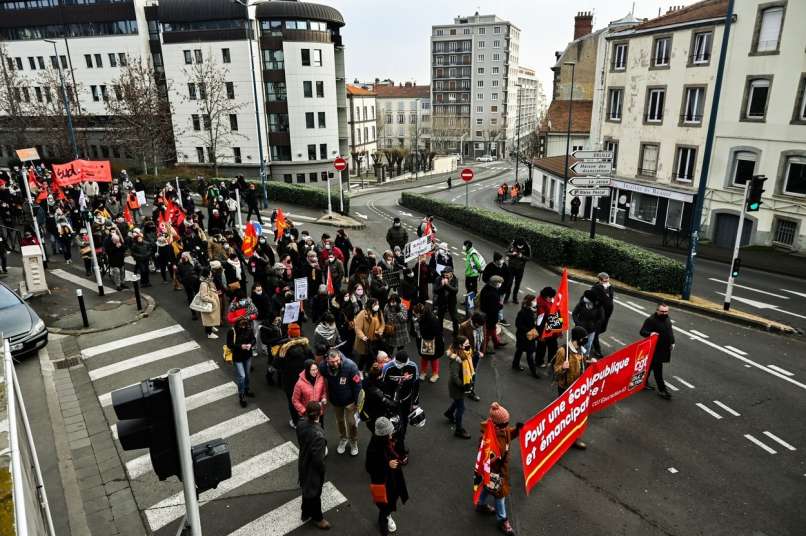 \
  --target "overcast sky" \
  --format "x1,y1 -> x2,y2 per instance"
325,0 -> 700,96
